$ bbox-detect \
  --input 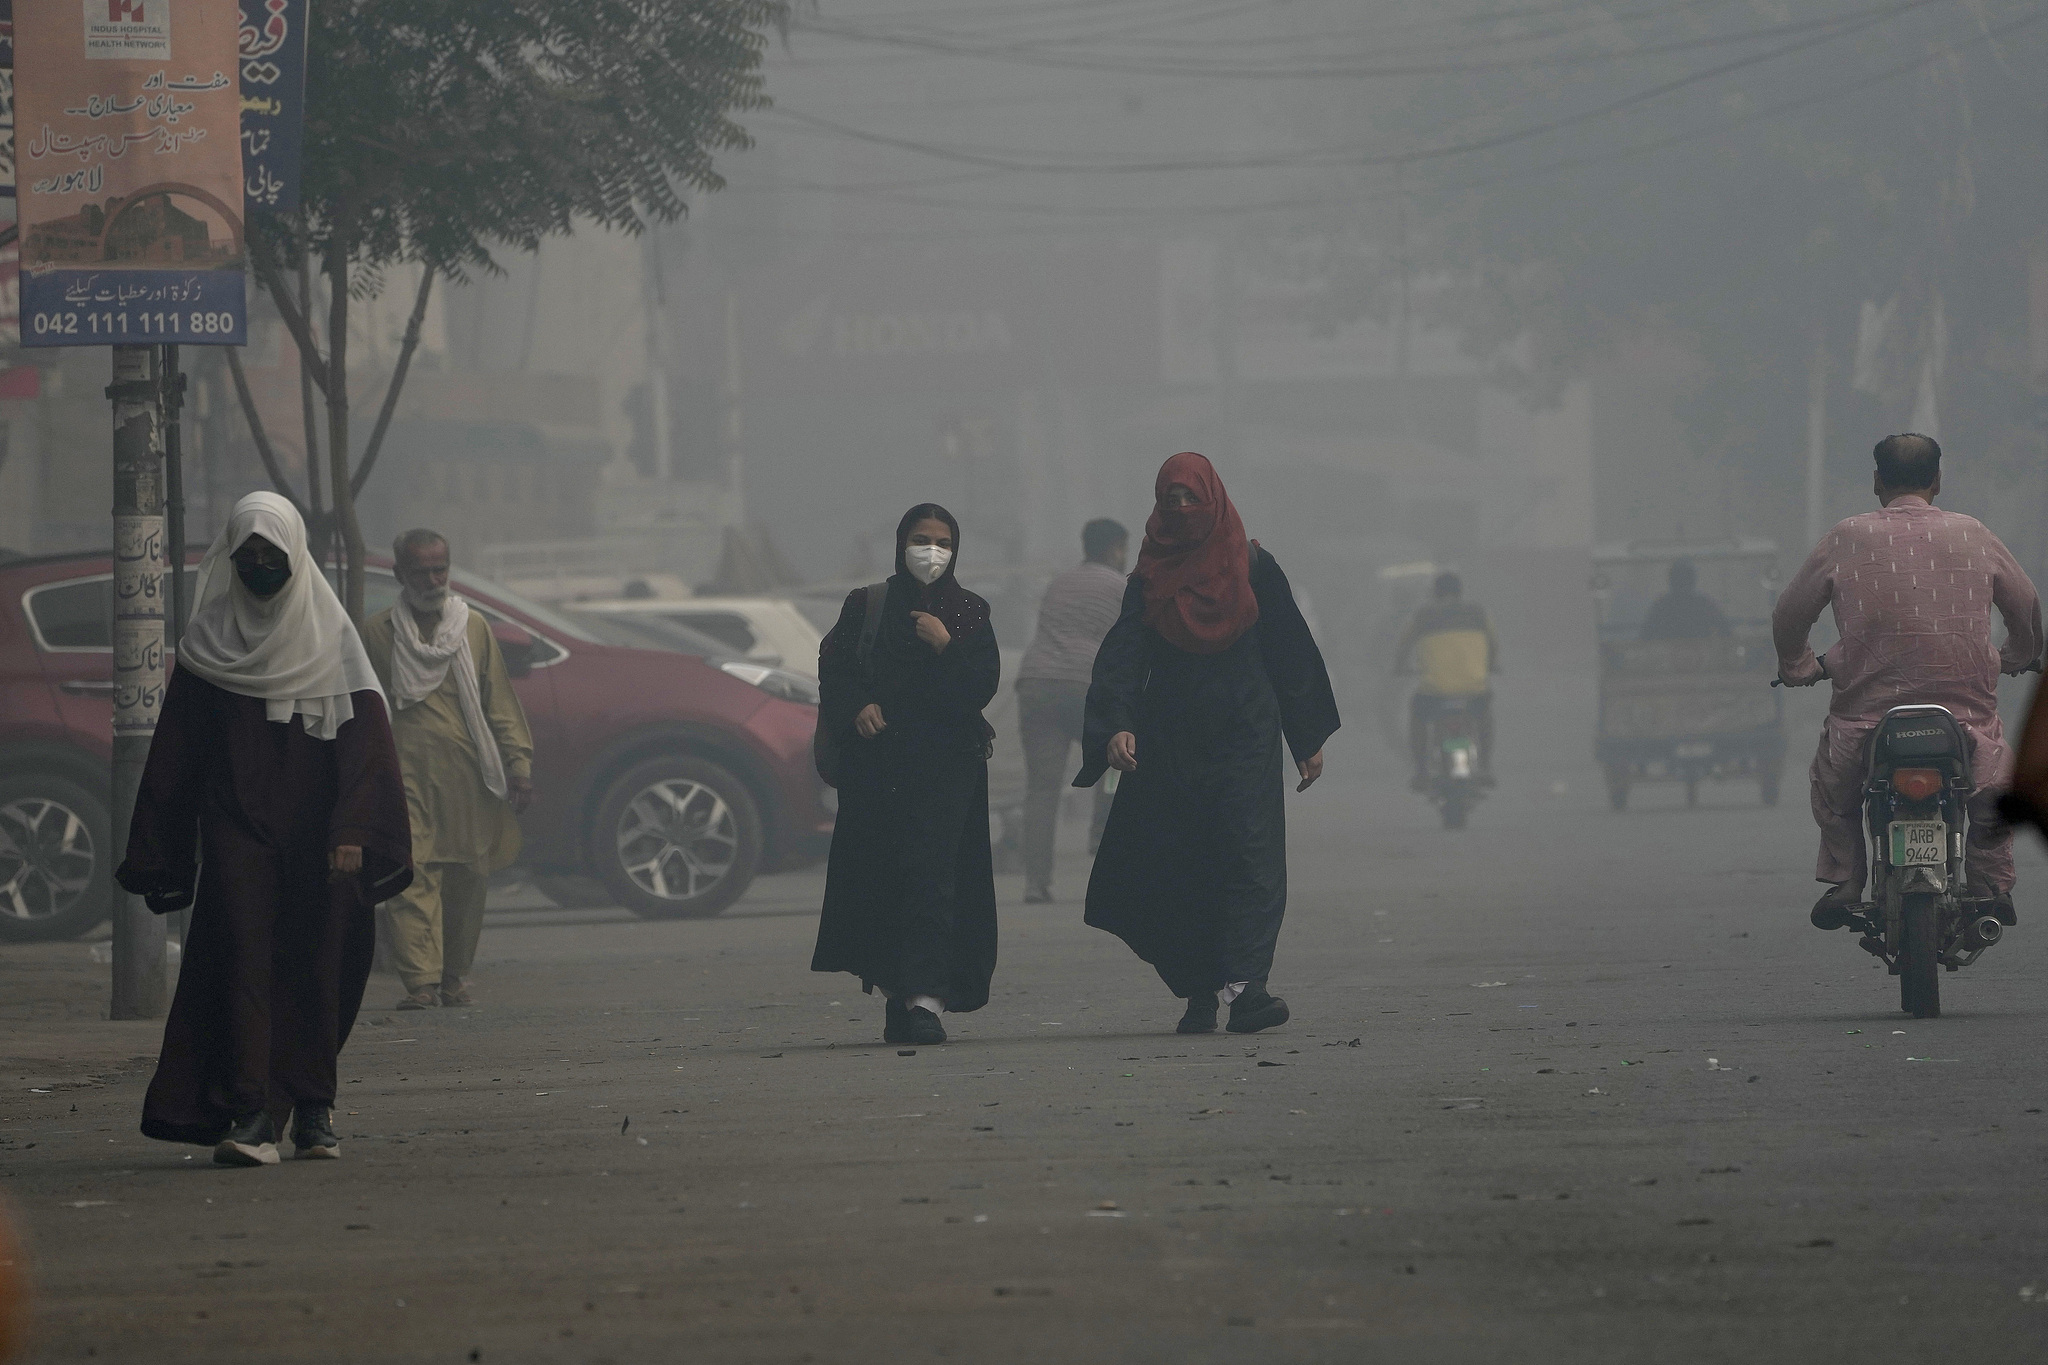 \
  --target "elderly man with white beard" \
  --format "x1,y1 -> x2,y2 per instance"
362,530 -> 535,1010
